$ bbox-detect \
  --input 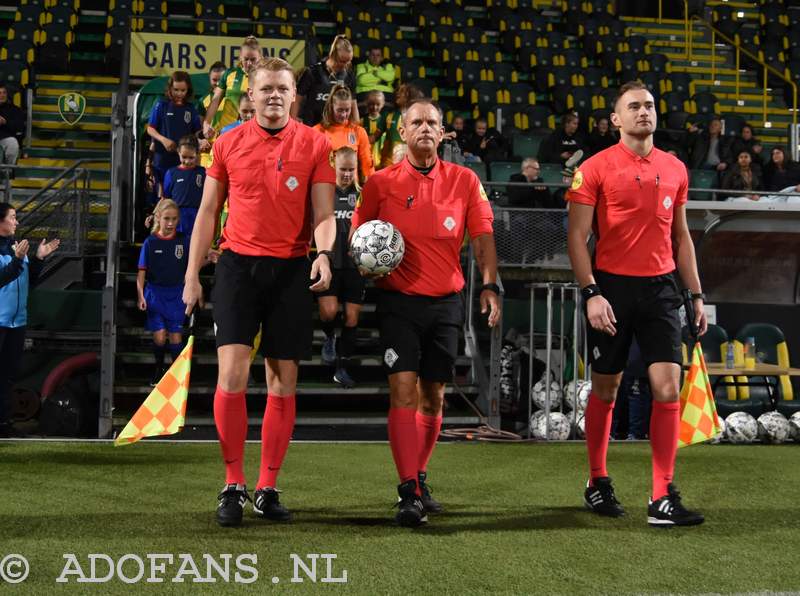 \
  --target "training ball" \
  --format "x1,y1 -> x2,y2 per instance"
725,411 -> 758,444
789,412 -> 800,442
532,411 -> 571,440
529,409 -> 547,435
757,411 -> 791,444
564,379 -> 591,412
531,380 -> 562,411
573,413 -> 586,439
349,219 -> 405,275
709,416 -> 726,444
